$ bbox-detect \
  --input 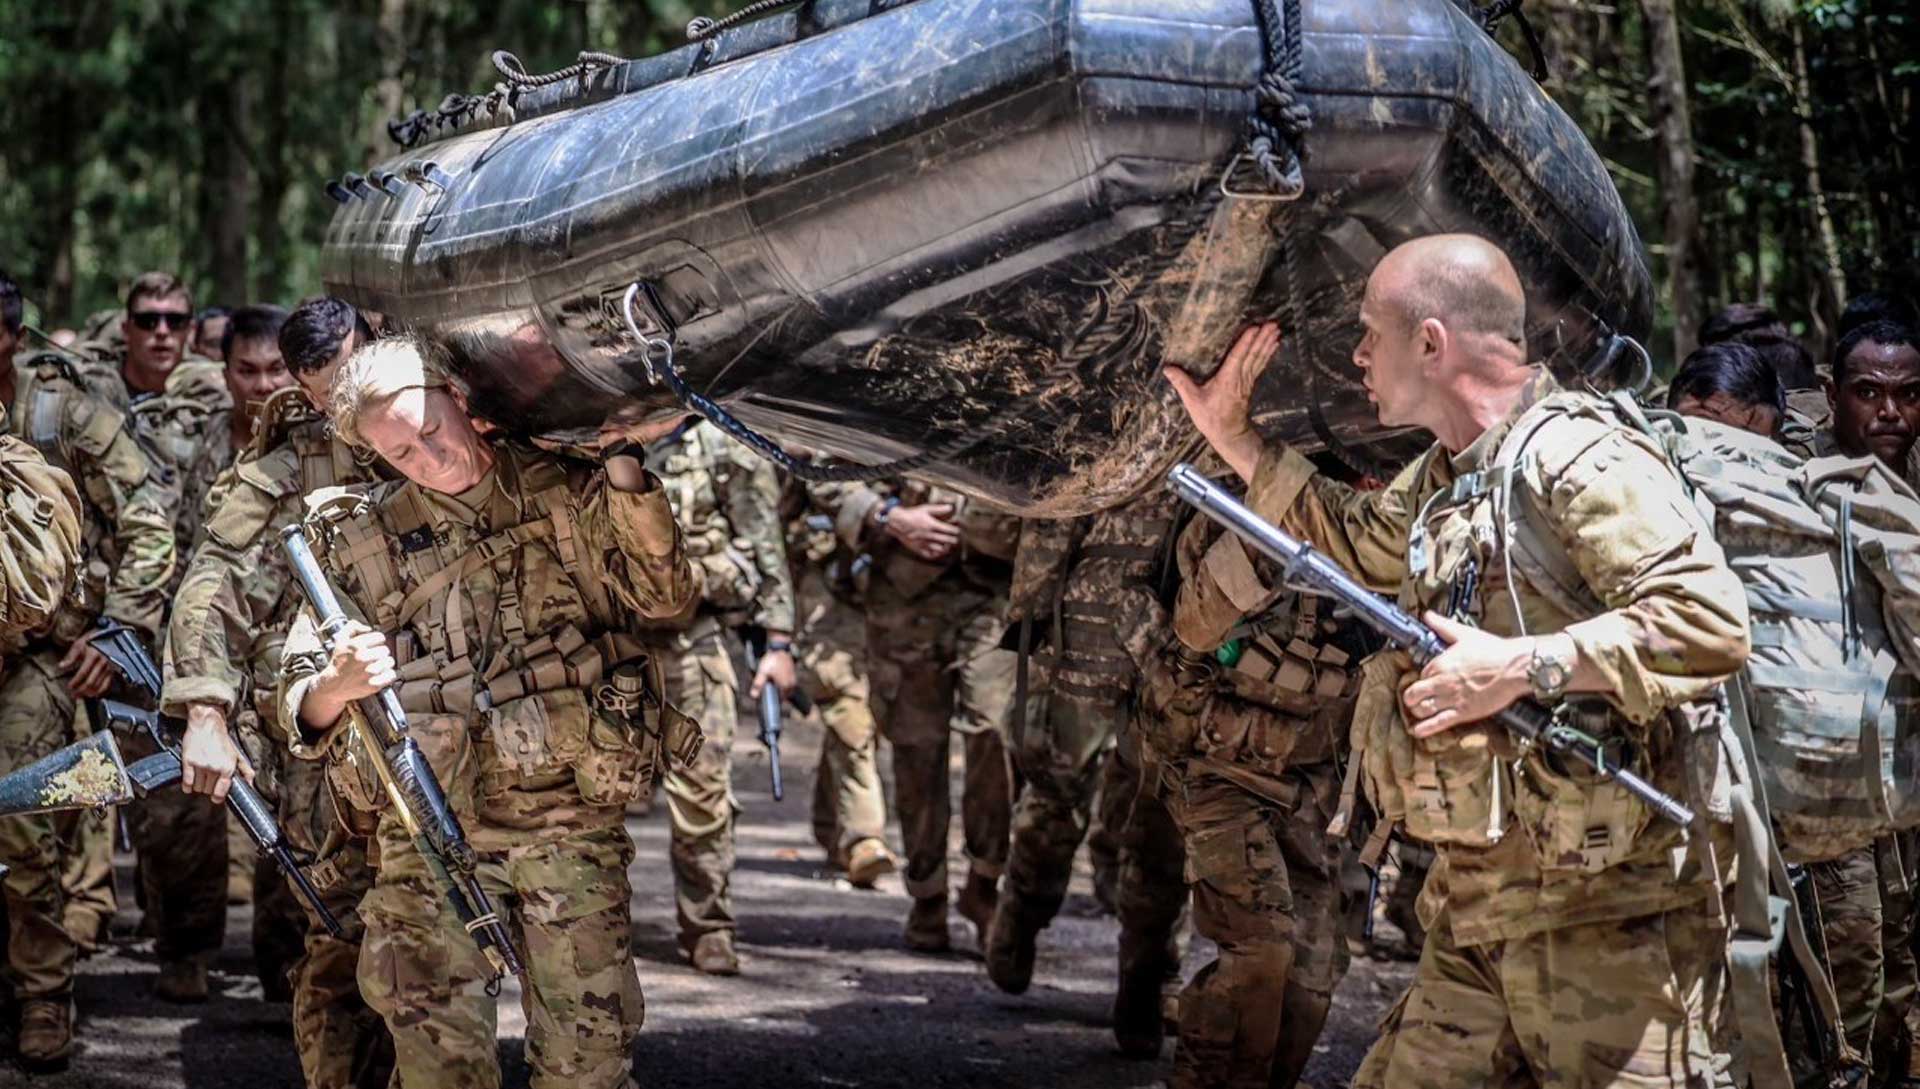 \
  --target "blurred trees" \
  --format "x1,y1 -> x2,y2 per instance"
0,0 -> 1913,368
